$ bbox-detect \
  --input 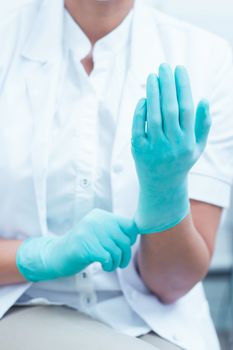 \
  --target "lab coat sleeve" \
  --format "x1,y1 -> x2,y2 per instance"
117,240 -> 220,350
189,40 -> 233,208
